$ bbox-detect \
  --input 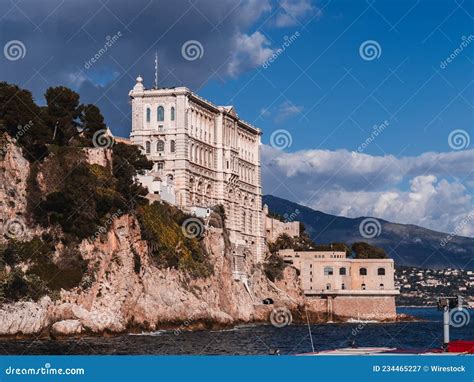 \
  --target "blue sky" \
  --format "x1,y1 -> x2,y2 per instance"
201,0 -> 473,156
1,0 -> 473,236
